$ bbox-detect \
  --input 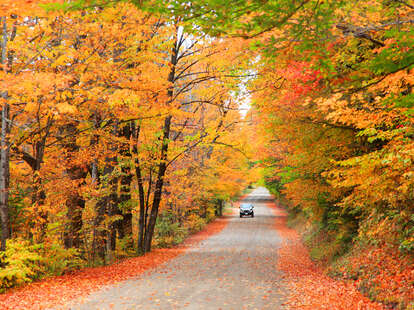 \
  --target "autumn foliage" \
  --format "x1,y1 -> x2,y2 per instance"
0,0 -> 413,308
246,0 -> 414,308
0,0 -> 253,291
